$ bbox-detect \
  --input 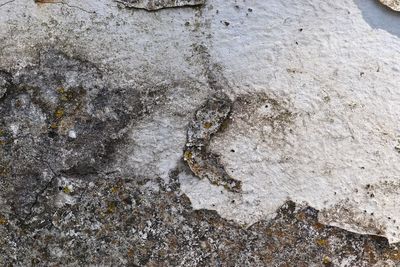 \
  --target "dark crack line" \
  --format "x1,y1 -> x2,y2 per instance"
62,2 -> 96,14
24,157 -> 59,221
114,0 -> 204,11
0,0 -> 14,9
35,0 -> 96,14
